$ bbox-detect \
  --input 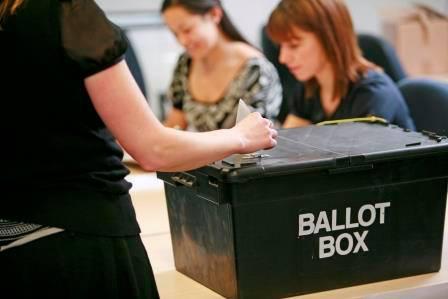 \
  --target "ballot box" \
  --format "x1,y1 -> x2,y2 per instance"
157,122 -> 448,299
